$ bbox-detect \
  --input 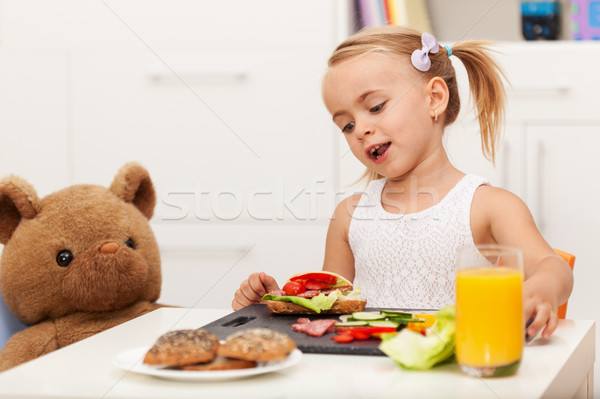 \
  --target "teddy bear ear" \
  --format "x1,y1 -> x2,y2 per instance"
109,162 -> 156,220
0,176 -> 40,244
